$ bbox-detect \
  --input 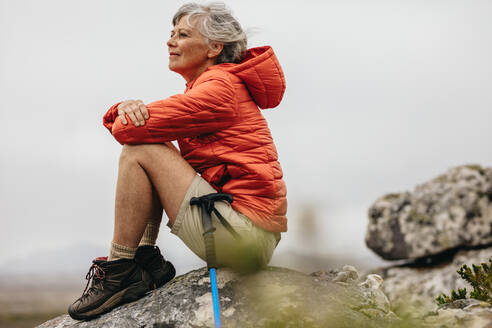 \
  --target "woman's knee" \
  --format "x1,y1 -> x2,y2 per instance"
119,144 -> 140,164
119,144 -> 168,163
